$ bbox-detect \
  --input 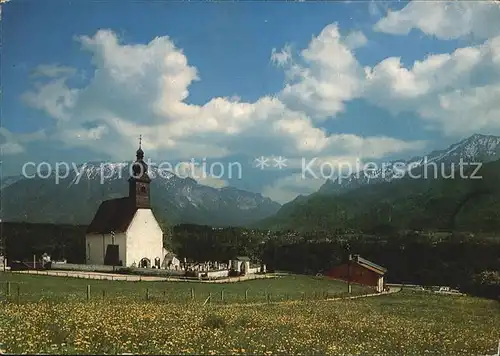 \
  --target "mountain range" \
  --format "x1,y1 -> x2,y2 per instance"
317,133 -> 500,195
0,163 -> 280,227
2,133 -> 500,231
258,133 -> 500,232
